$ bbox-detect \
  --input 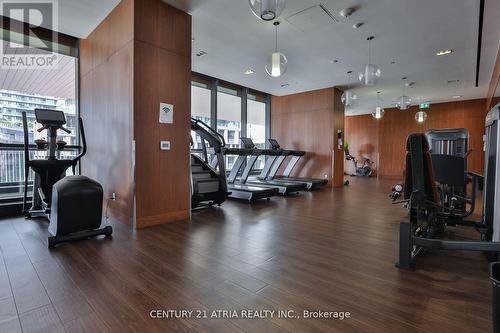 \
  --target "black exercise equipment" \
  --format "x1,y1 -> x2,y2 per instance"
48,176 -> 112,248
22,109 -> 112,248
192,118 -> 278,203
426,128 -> 474,215
264,139 -> 328,190
396,132 -> 500,270
344,148 -> 374,177
190,118 -> 230,208
239,137 -> 306,195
